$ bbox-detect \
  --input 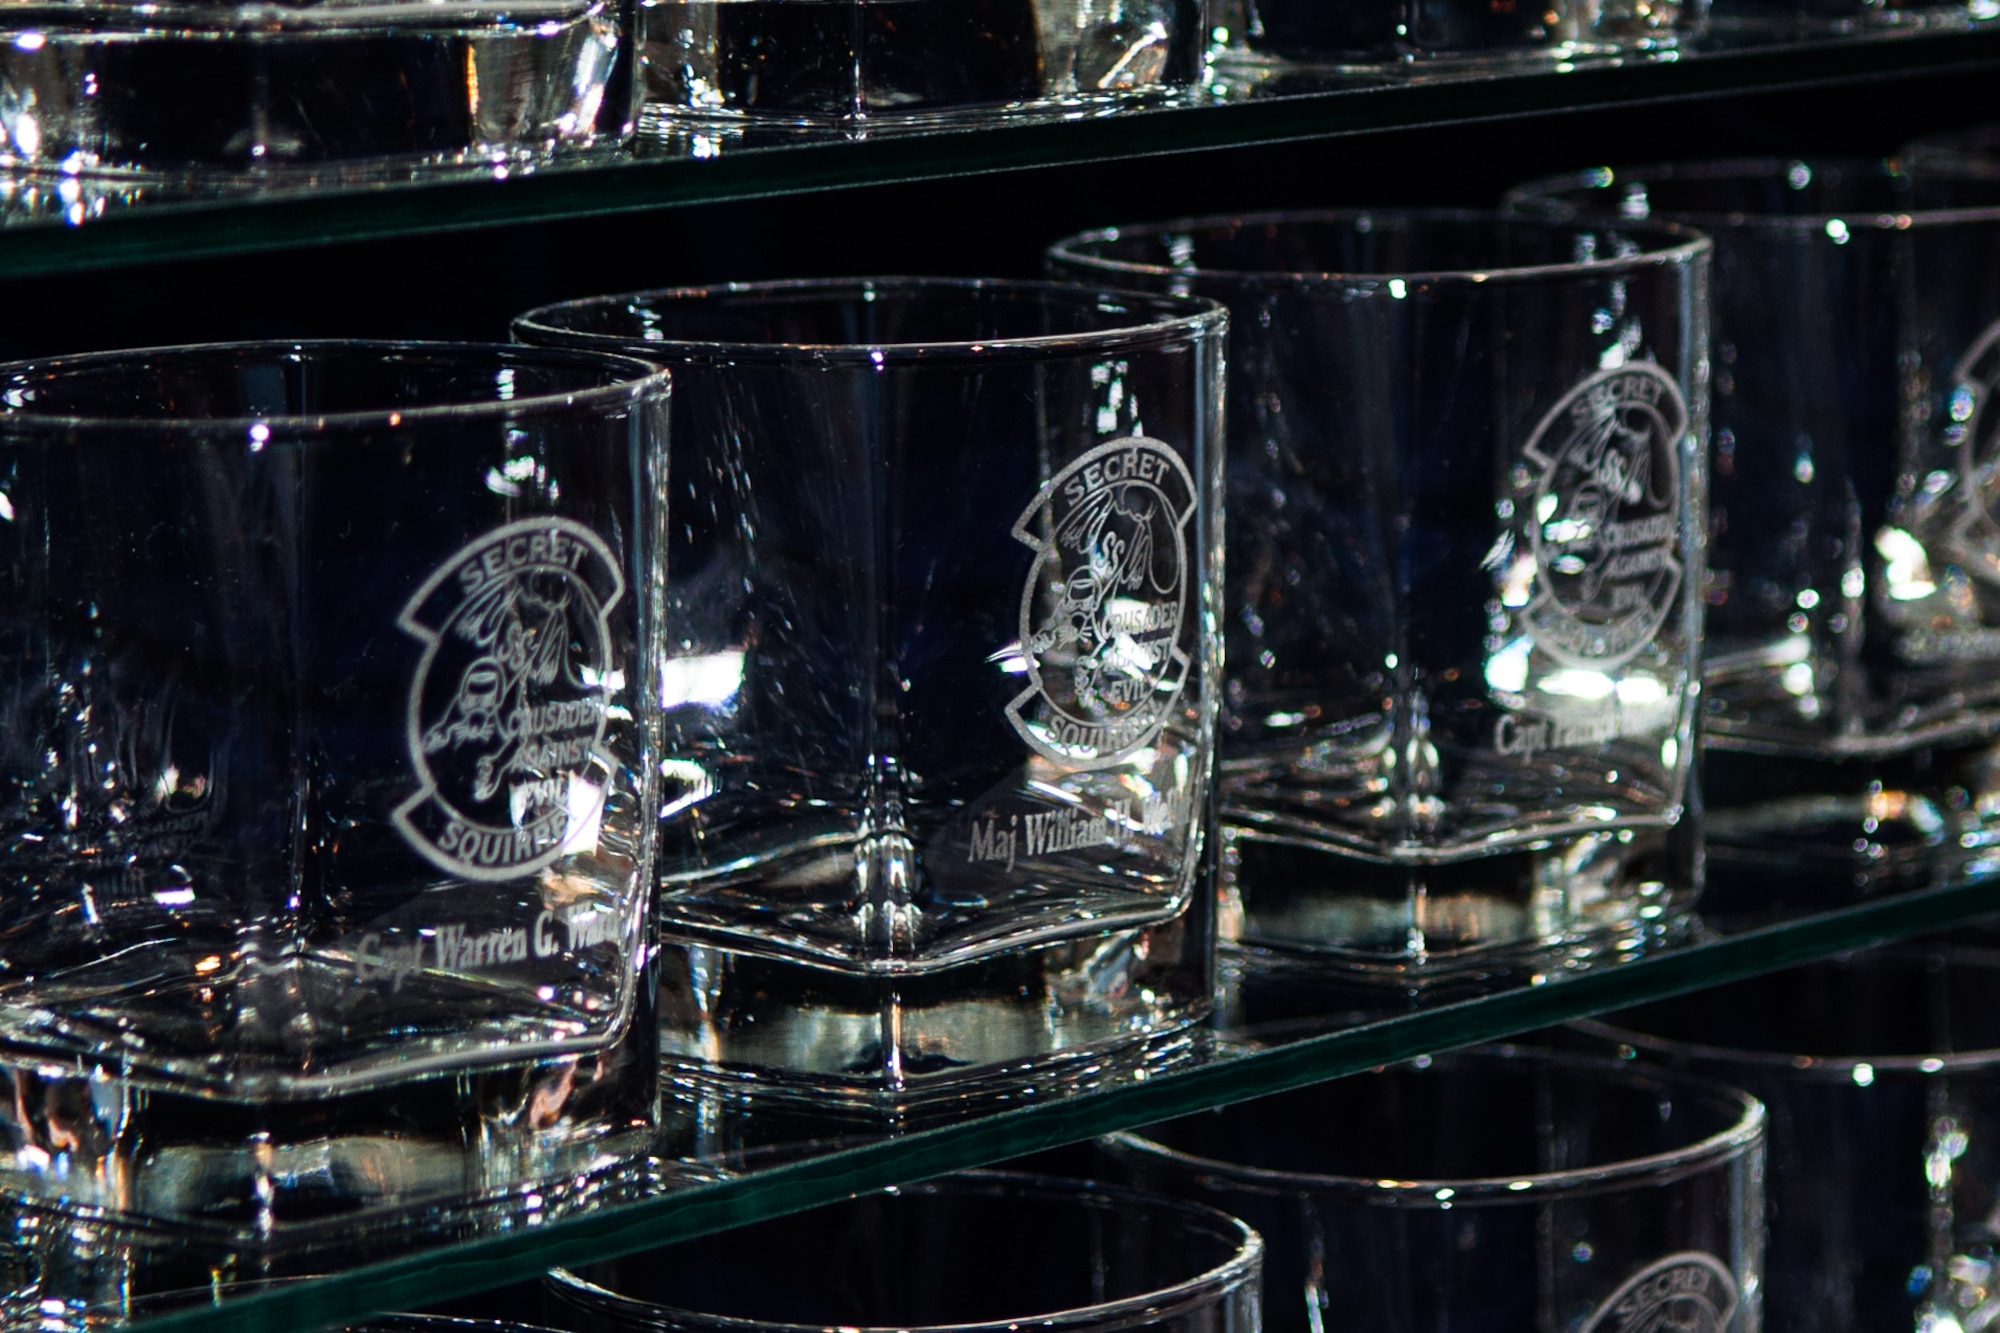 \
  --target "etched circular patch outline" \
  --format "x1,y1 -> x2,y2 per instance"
1520,363 -> 1688,670
1580,1252 -> 1740,1333
1007,437 -> 1197,770
395,516 -> 625,881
